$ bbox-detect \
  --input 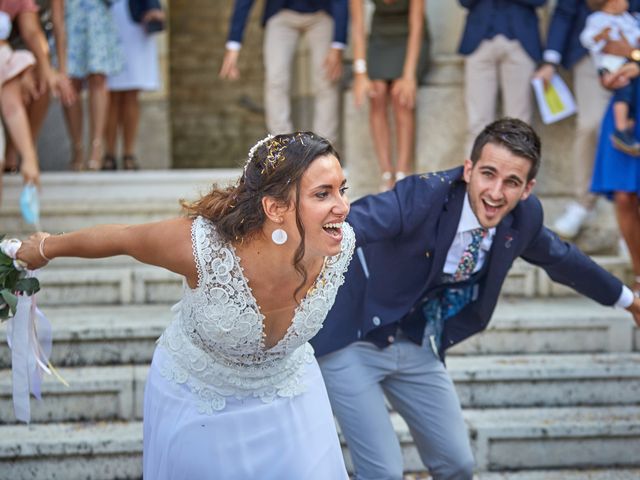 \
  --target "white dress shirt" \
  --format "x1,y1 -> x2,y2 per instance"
443,194 -> 495,275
